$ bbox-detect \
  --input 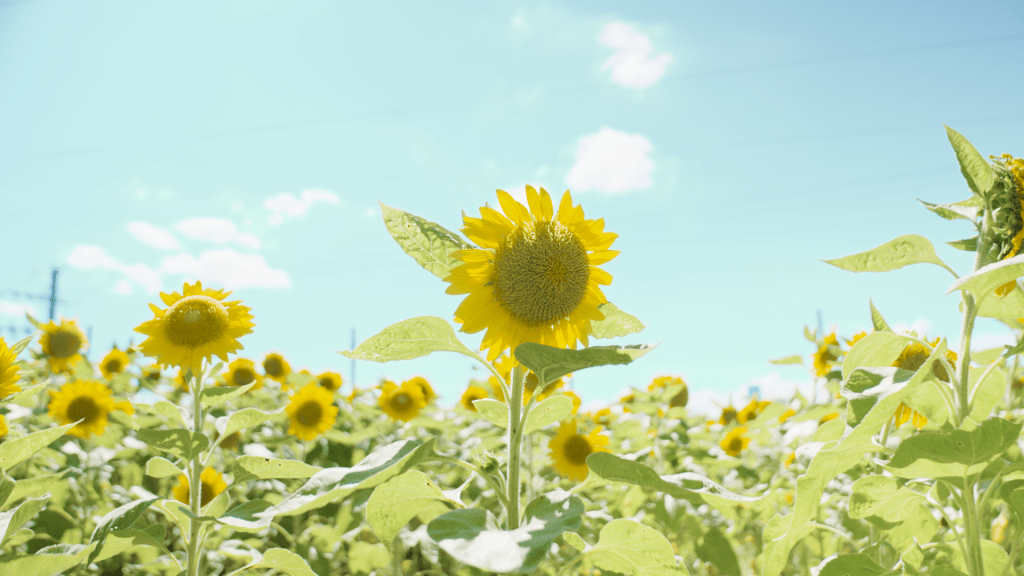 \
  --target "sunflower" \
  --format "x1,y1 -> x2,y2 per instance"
778,408 -> 797,423
262,352 -> 290,383
892,336 -> 957,383
812,332 -> 840,377
173,368 -> 190,392
47,379 -> 134,439
379,379 -> 426,422
990,154 -> 1024,261
134,281 -> 254,377
142,365 -> 162,383
719,426 -> 751,457
460,386 -> 488,411
737,400 -> 759,424
405,376 -> 436,403
0,414 -> 7,439
0,337 -> 22,399
845,330 -> 870,347
286,383 -> 339,440
590,407 -> 615,426
444,186 -> 618,362
548,421 -> 609,481
225,358 -> 262,390
648,375 -> 688,408
783,452 -> 796,468
40,318 -> 88,373
317,371 -> 343,392
719,406 -> 738,425
563,390 -> 582,414
99,348 -> 130,379
893,402 -> 927,430
172,467 -> 227,507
